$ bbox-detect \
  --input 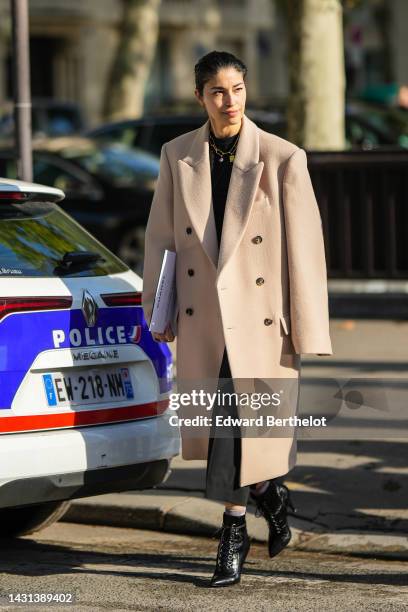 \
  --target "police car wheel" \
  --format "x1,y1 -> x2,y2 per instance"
0,501 -> 71,537
117,225 -> 145,276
